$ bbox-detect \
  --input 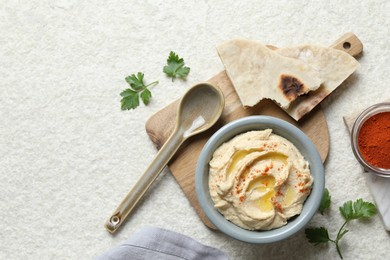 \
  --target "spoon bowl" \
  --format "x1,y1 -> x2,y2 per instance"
178,83 -> 225,138
105,82 -> 225,233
